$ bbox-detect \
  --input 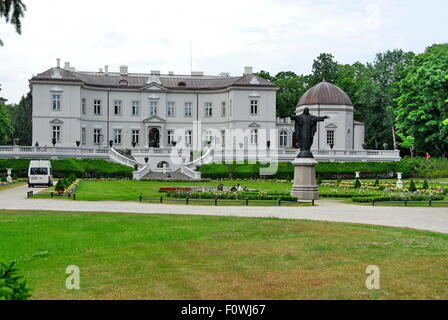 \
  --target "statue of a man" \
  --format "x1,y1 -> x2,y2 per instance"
290,107 -> 328,158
